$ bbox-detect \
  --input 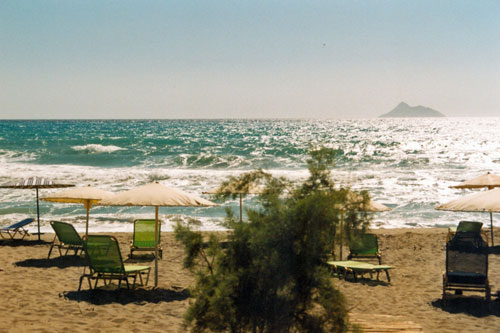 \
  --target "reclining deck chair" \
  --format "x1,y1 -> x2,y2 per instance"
446,221 -> 487,243
48,221 -> 84,259
327,260 -> 393,282
130,219 -> 162,259
79,235 -> 151,291
0,218 -> 35,240
347,233 -> 382,264
443,230 -> 490,302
